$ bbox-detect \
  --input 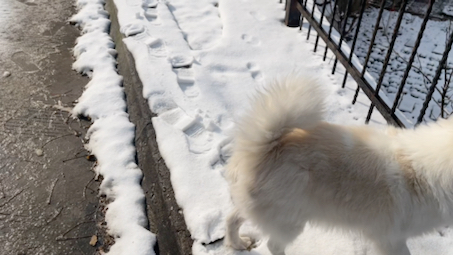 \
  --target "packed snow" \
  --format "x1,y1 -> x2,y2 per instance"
70,0 -> 155,254
76,0 -> 453,254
